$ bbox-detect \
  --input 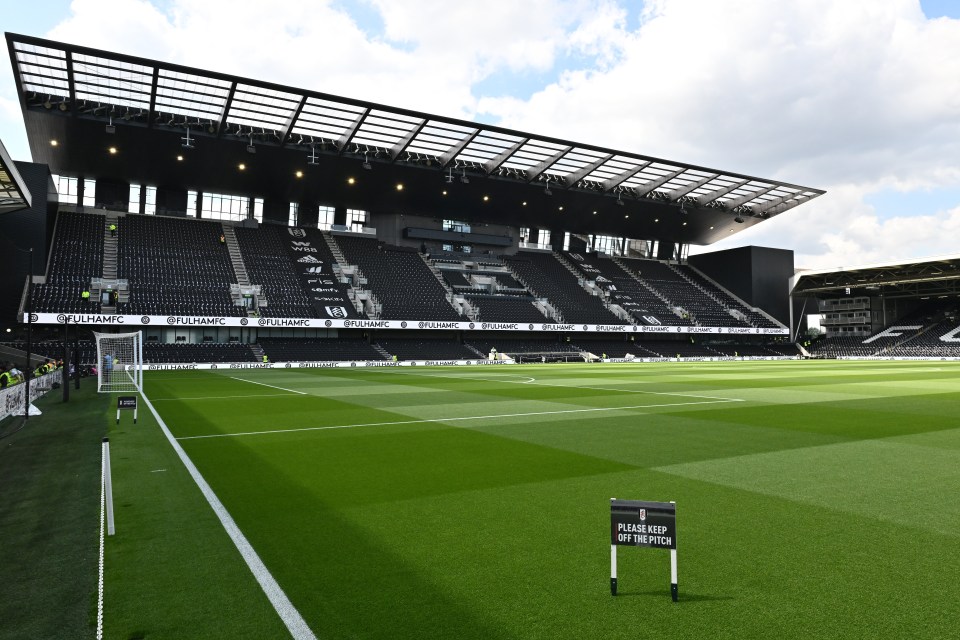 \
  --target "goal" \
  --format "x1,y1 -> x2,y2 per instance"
94,331 -> 143,393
